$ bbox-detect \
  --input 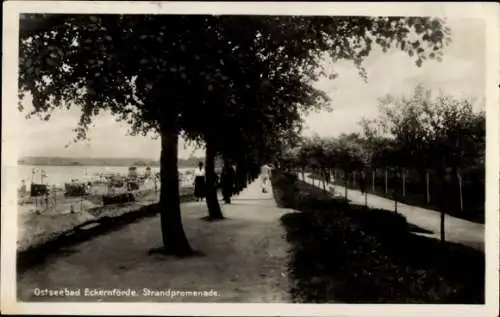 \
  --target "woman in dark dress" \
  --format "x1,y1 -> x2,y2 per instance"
193,162 -> 206,201
221,163 -> 236,204
232,164 -> 240,196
